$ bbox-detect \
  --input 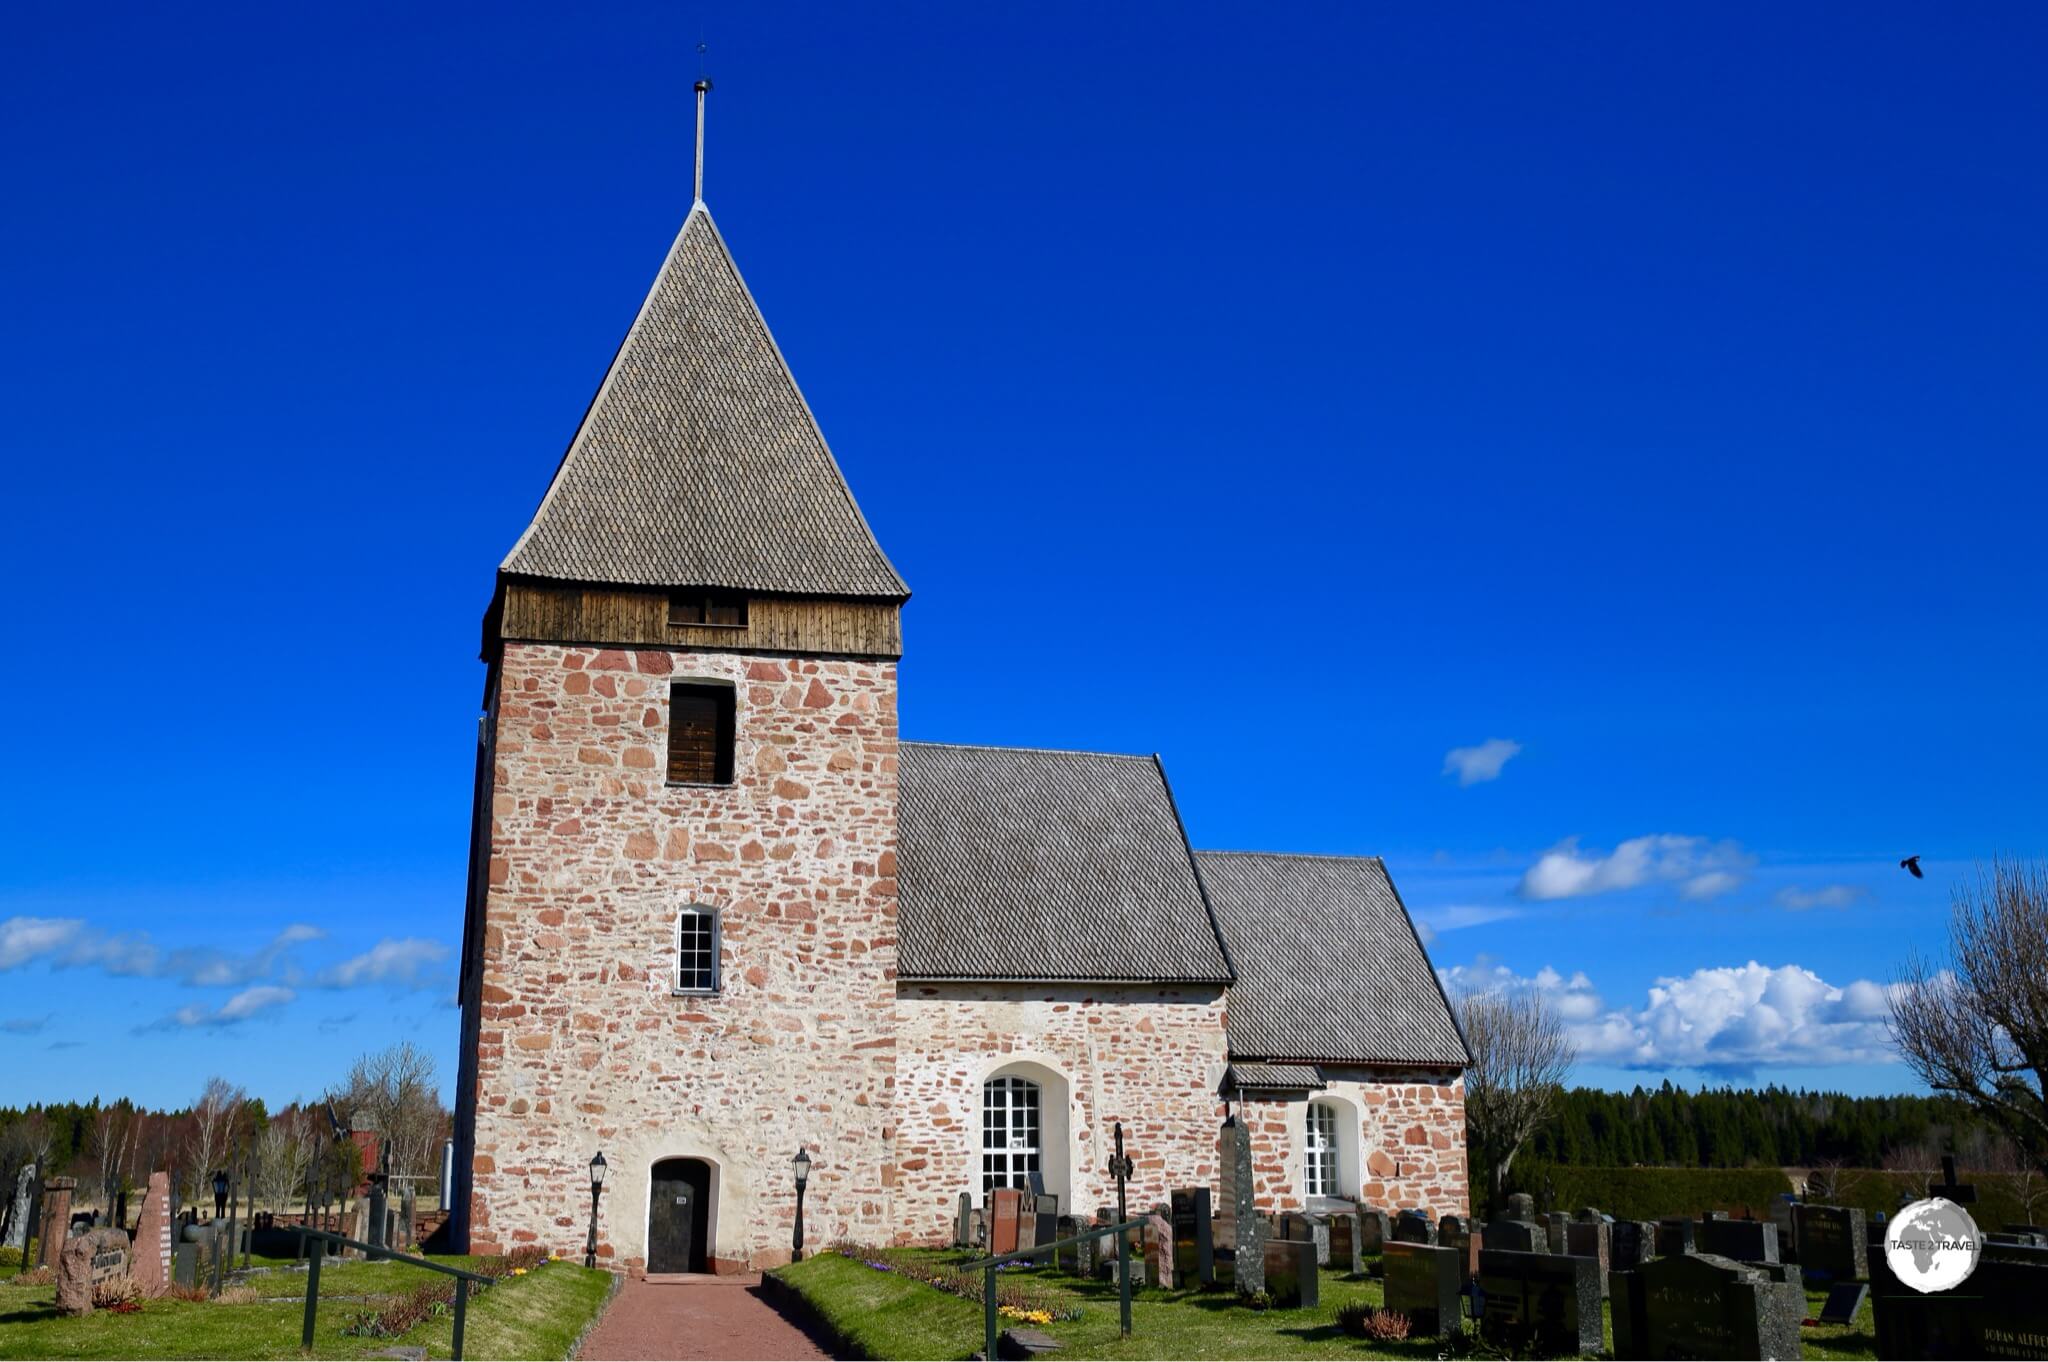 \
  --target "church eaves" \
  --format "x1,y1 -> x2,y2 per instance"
500,205 -> 910,600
